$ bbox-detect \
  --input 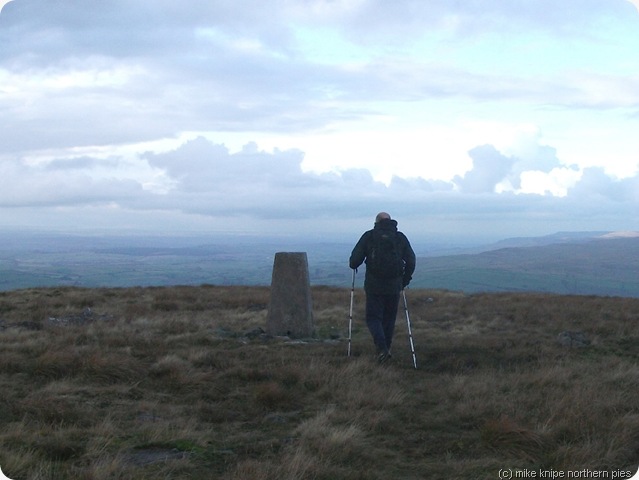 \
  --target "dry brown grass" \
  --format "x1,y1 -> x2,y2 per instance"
0,286 -> 638,479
